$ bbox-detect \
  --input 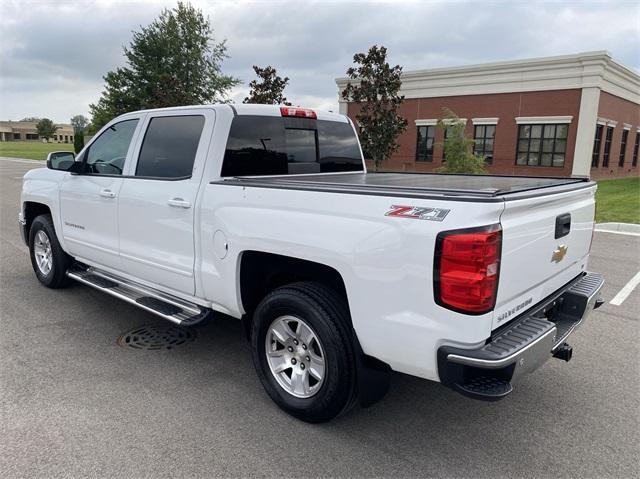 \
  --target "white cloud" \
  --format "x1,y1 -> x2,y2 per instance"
0,0 -> 637,122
